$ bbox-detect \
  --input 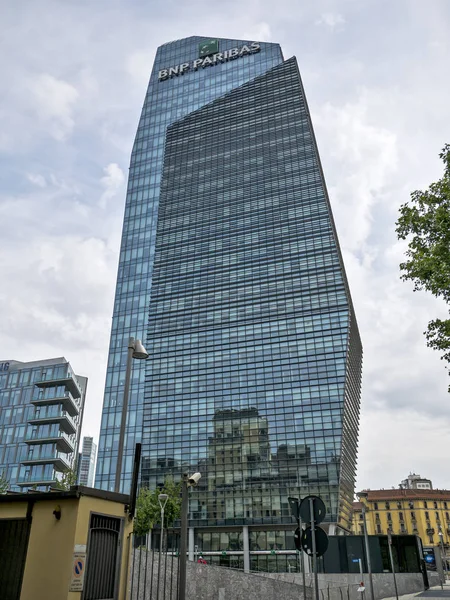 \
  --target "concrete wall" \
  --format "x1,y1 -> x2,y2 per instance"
130,549 -> 312,600
263,571 -> 442,600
